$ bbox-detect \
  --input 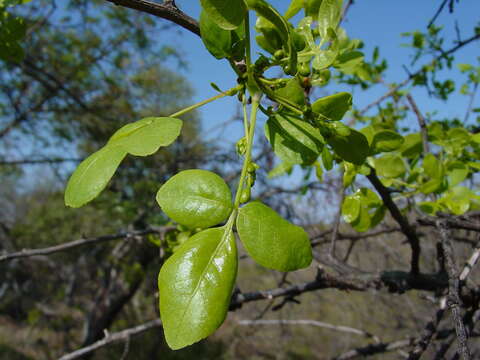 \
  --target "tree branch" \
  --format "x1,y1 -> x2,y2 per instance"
59,319 -> 162,360
104,0 -> 200,36
367,170 -> 421,274
437,220 -> 472,360
0,228 -> 171,263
